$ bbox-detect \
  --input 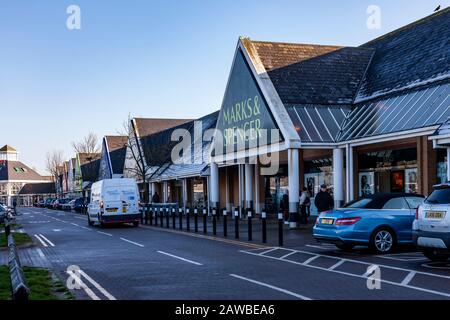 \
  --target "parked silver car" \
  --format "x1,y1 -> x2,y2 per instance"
413,183 -> 450,262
